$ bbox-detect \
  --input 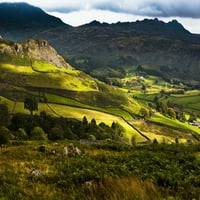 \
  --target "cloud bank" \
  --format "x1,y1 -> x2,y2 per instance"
1,0 -> 200,18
